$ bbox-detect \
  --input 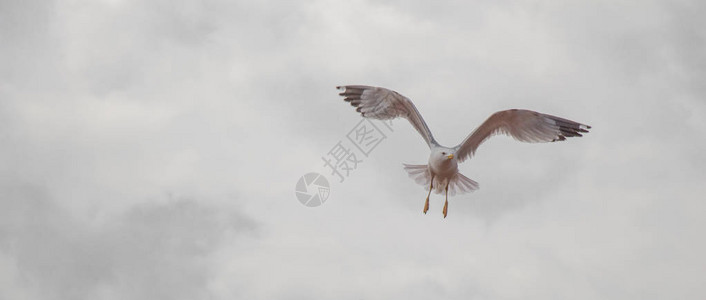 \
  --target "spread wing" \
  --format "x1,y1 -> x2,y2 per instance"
454,109 -> 591,163
336,85 -> 438,148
